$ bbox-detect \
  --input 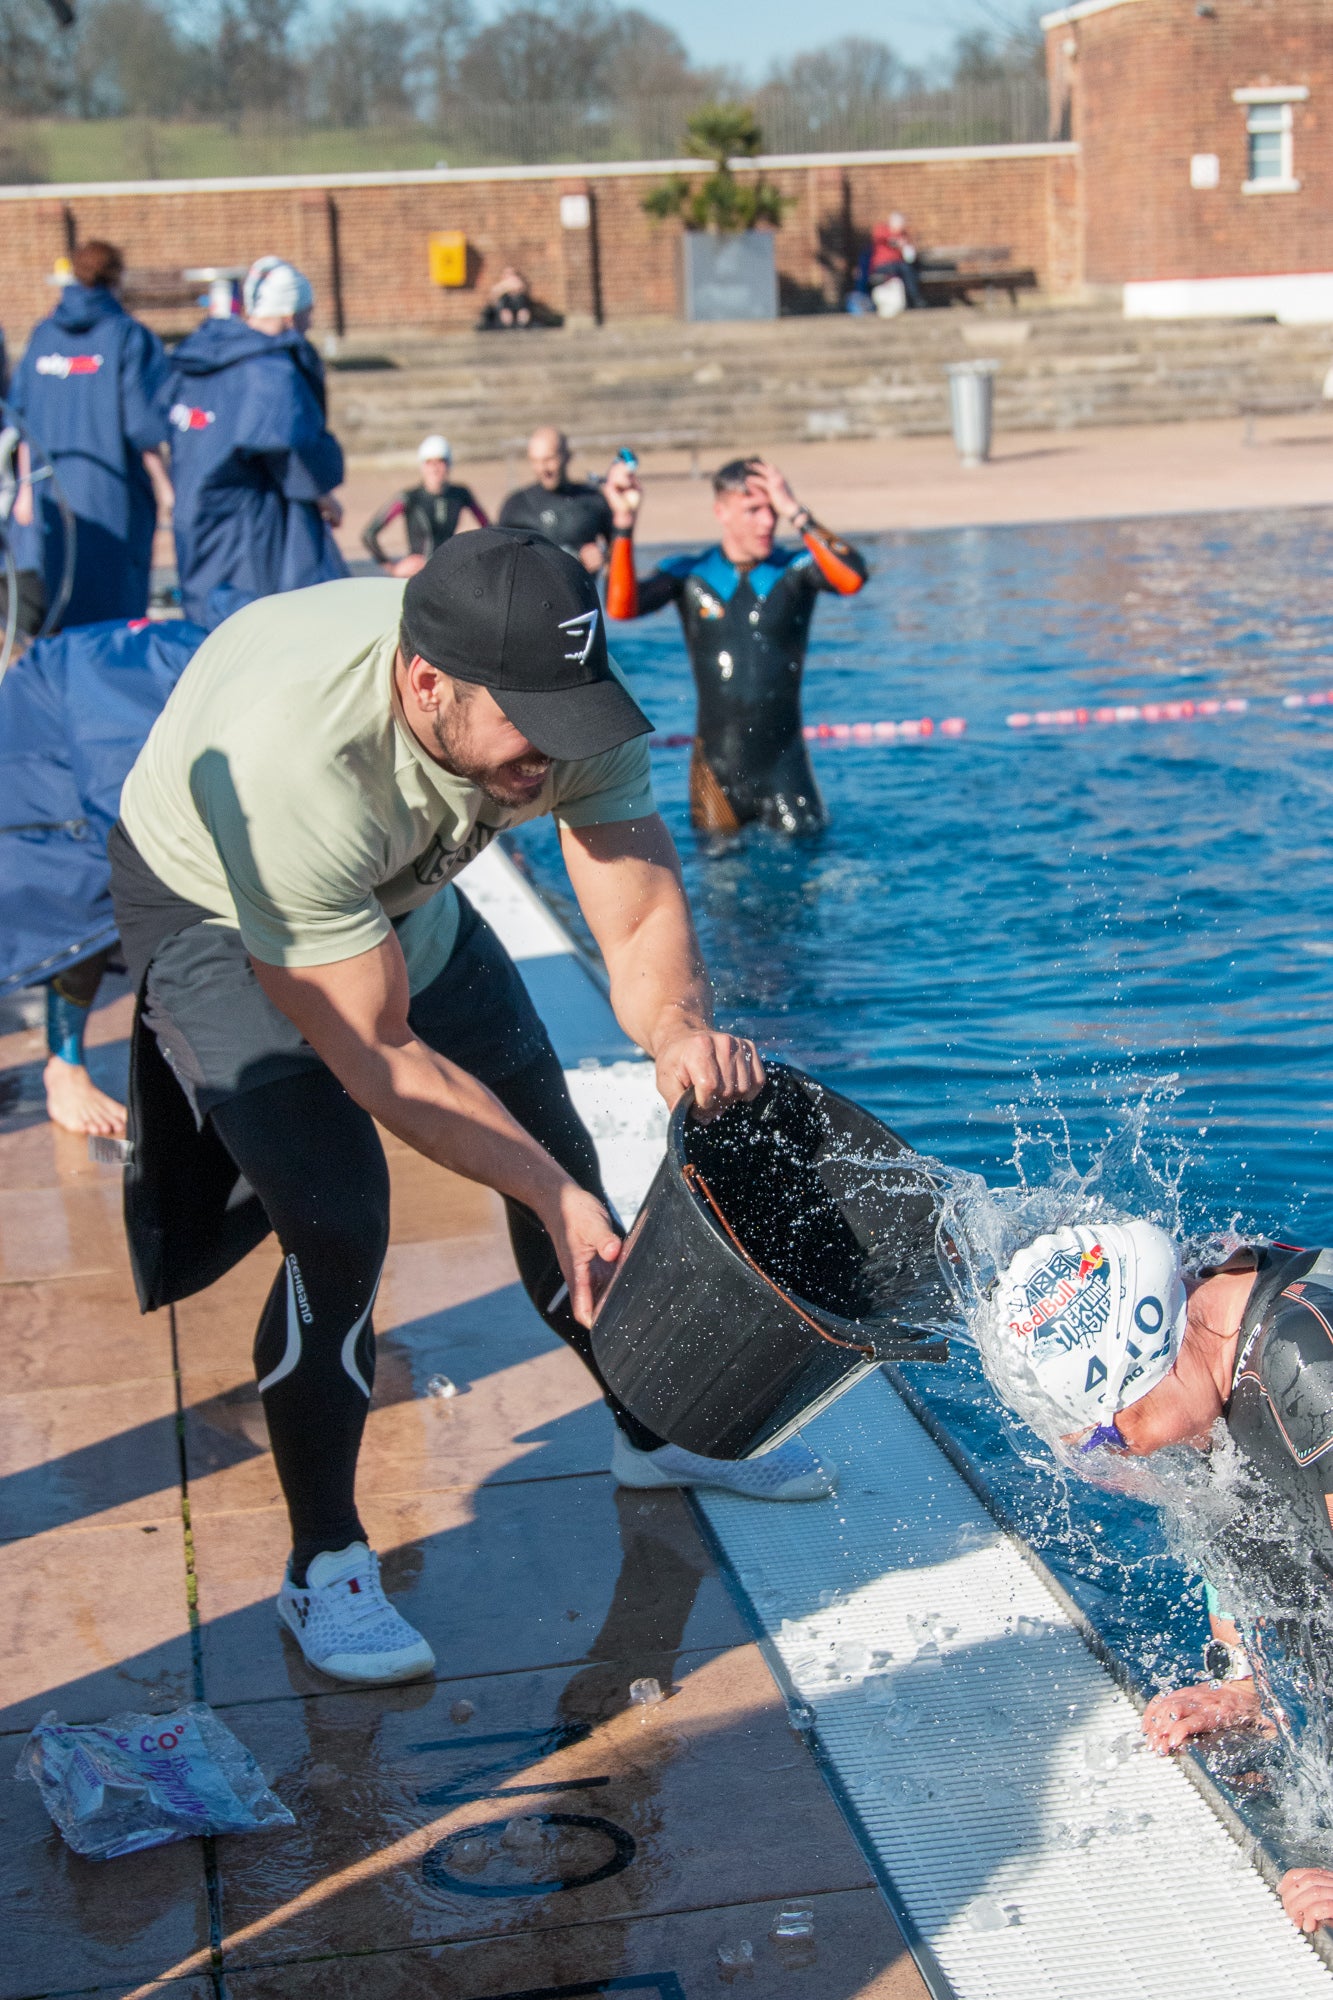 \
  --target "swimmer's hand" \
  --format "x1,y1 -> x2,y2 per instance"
1141,1678 -> 1268,1753
655,1030 -> 765,1123
317,493 -> 344,527
747,459 -> 804,525
390,553 -> 427,577
1281,1868 -> 1333,1934
604,458 -> 641,531
578,540 -> 605,574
